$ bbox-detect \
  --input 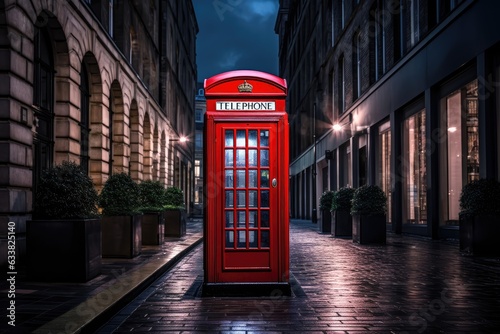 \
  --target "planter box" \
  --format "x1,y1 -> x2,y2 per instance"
102,214 -> 142,258
460,214 -> 500,256
164,208 -> 186,237
331,211 -> 352,237
319,210 -> 332,233
142,212 -> 165,245
352,214 -> 386,244
27,218 -> 101,282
